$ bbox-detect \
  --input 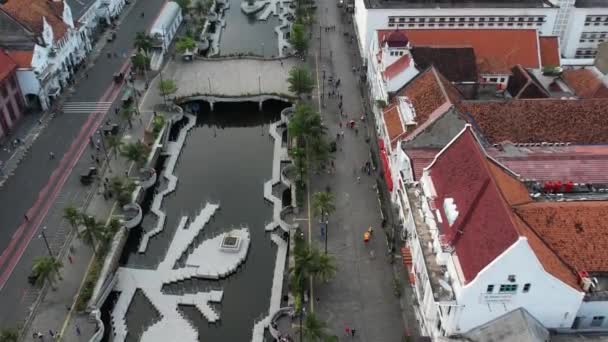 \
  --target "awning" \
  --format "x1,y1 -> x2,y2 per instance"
380,149 -> 393,192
